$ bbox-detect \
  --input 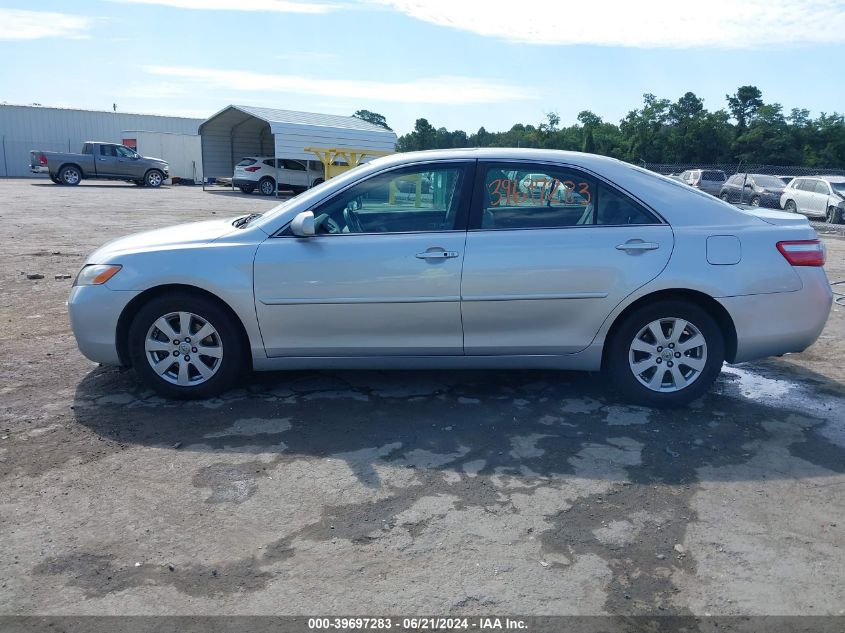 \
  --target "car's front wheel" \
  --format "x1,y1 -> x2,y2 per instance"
145,169 -> 165,188
826,206 -> 842,224
606,300 -> 725,407
750,195 -> 761,207
127,293 -> 246,399
784,200 -> 797,213
720,193 -> 729,202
